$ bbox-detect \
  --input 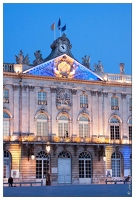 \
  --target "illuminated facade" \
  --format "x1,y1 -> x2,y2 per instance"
3,34 -> 132,184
